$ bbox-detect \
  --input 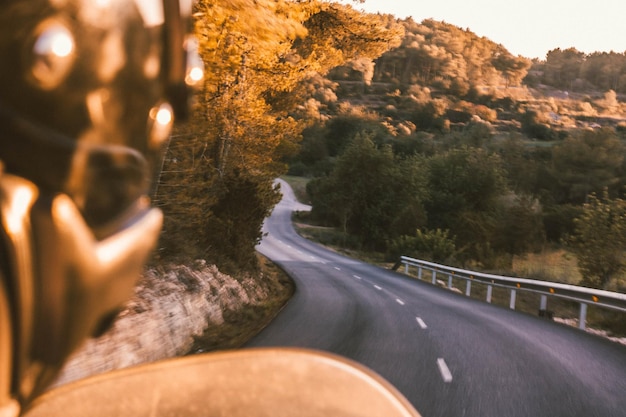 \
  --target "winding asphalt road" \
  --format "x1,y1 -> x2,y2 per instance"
247,180 -> 626,417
